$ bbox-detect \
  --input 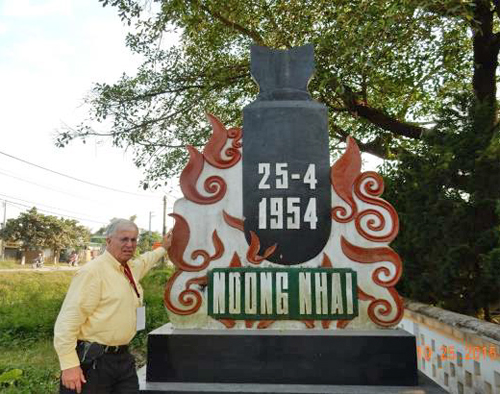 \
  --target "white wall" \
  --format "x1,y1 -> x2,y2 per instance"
400,302 -> 500,394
